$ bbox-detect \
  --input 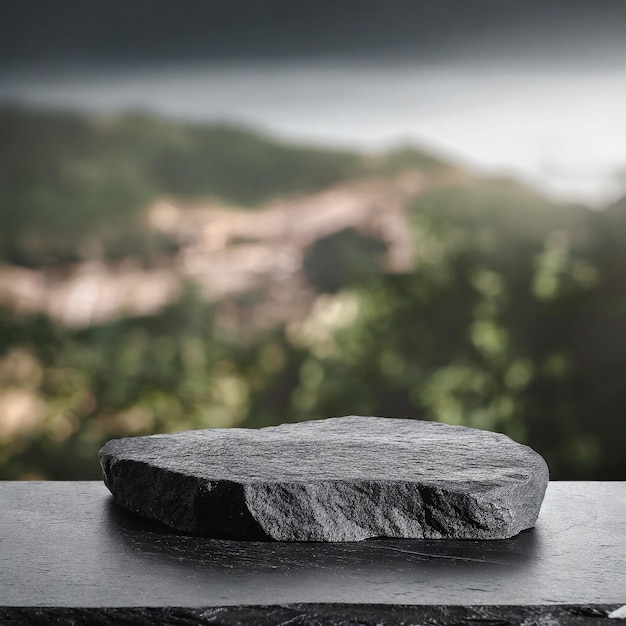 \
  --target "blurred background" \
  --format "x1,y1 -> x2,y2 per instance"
1,0 -> 625,480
